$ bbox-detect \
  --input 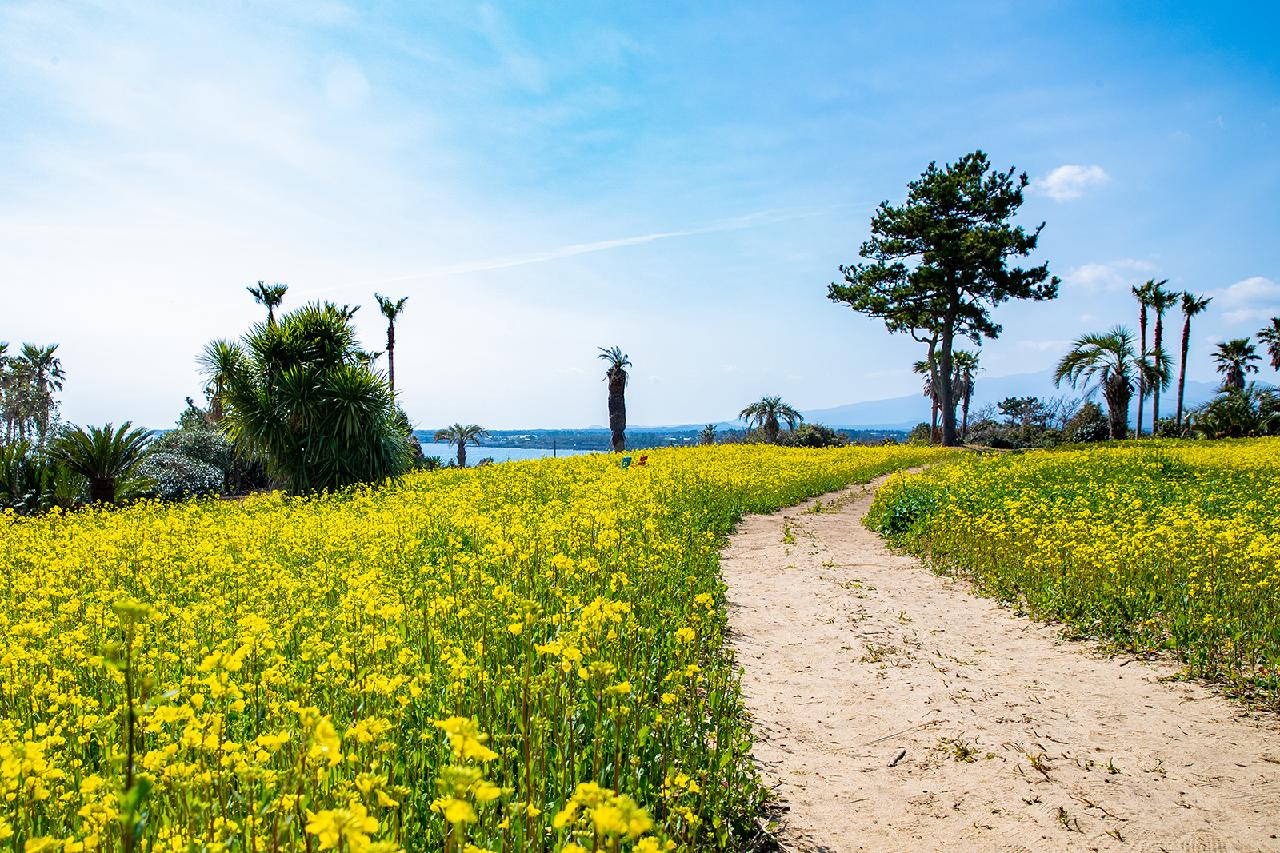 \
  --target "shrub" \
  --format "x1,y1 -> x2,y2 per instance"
137,452 -> 224,501
1064,401 -> 1111,443
784,423 -> 848,449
